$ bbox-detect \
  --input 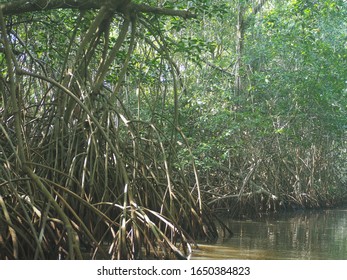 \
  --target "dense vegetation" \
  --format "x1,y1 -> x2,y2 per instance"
179,0 -> 347,216
0,0 -> 346,259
